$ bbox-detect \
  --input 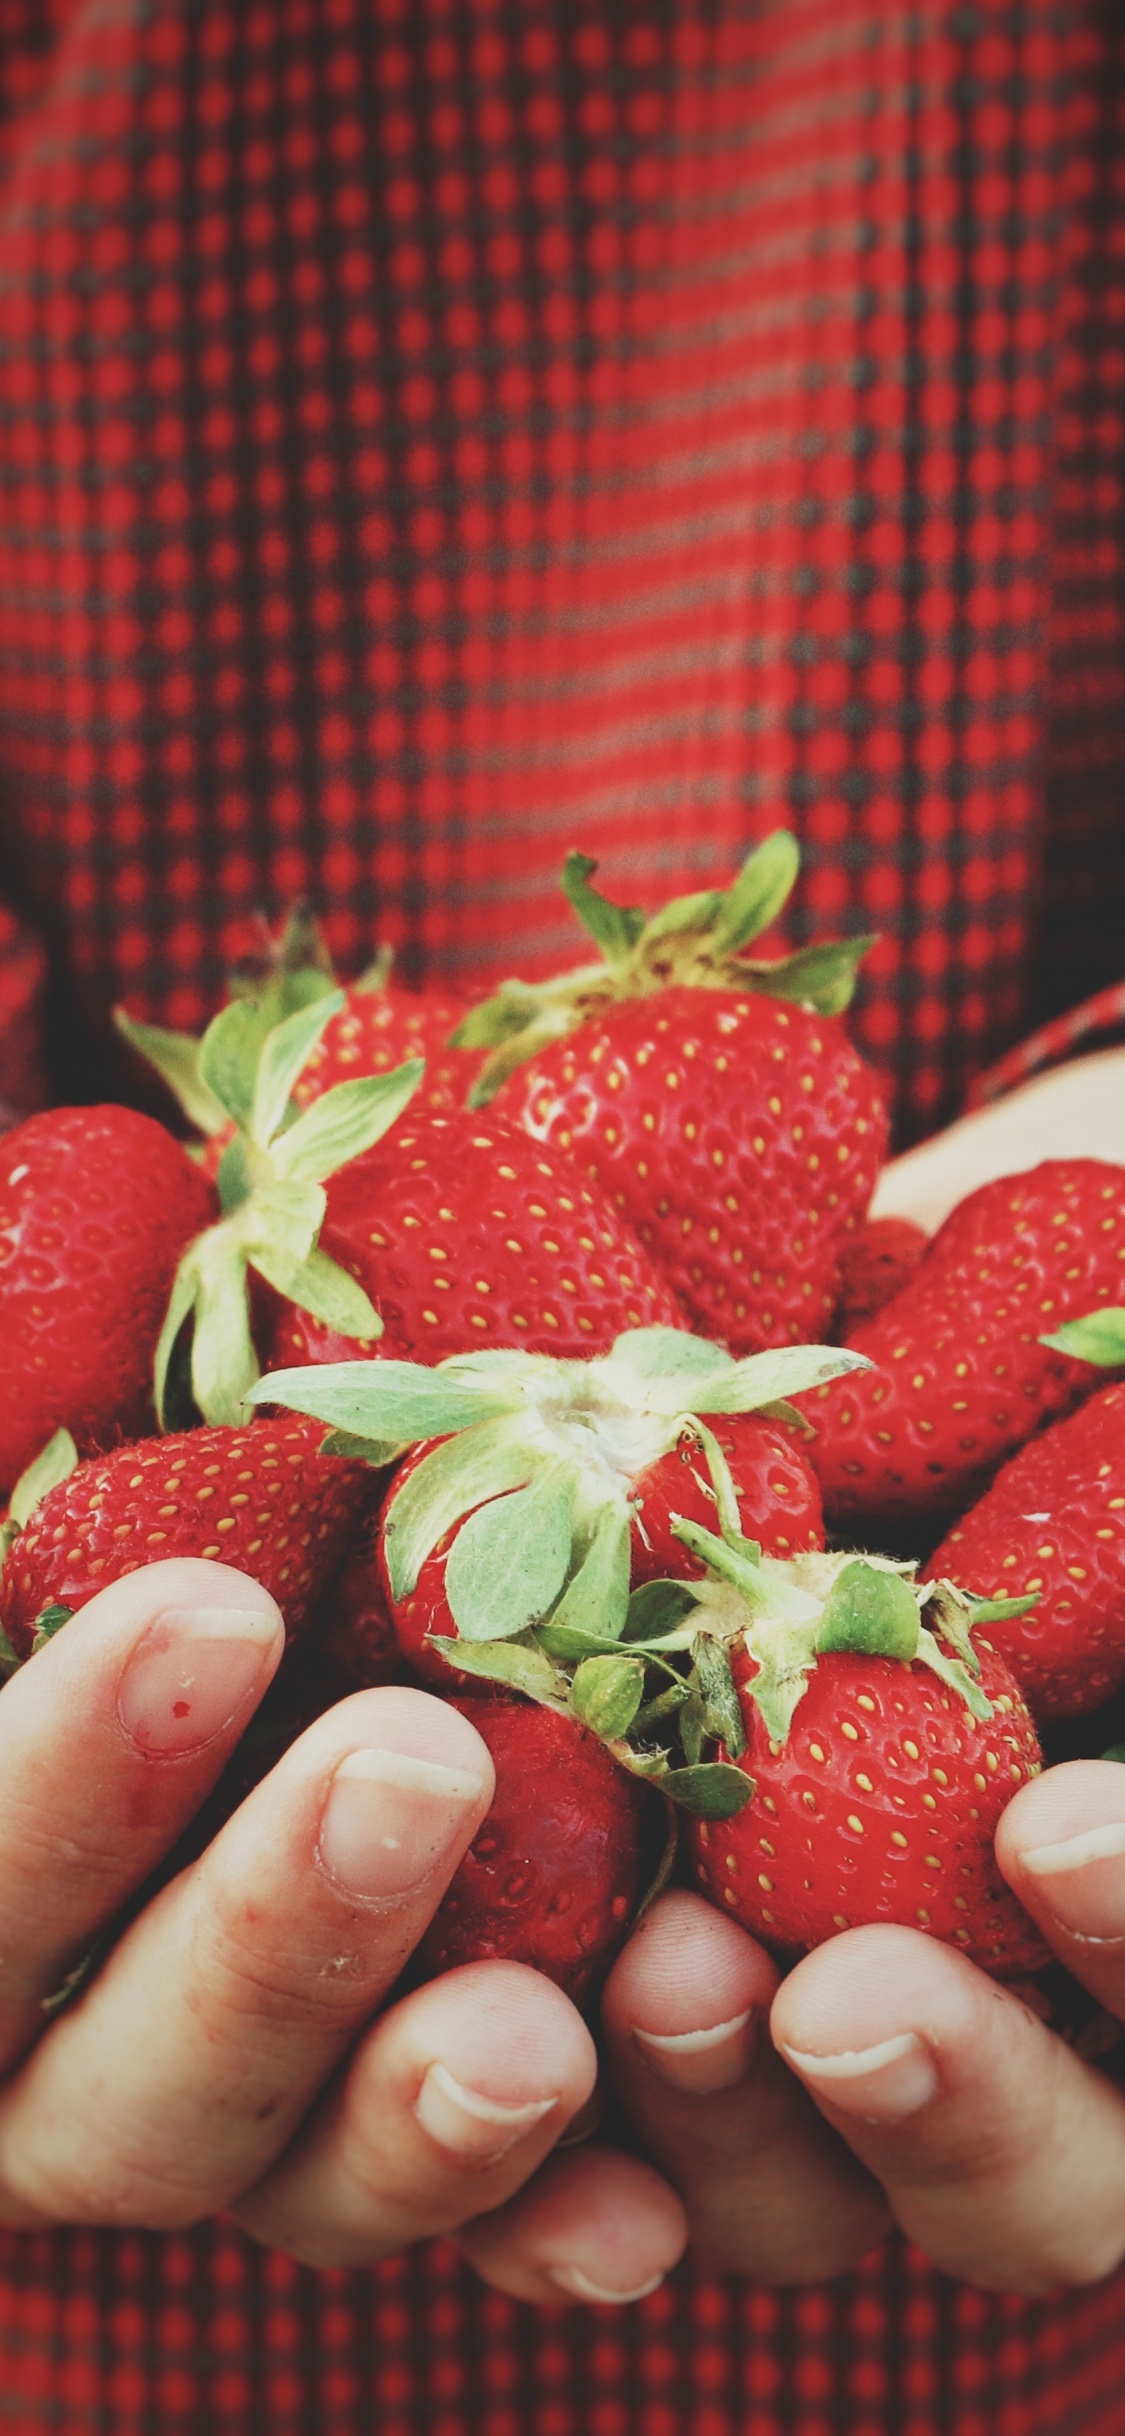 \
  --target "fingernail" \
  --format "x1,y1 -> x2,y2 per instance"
118,1606 -> 284,1755
1020,1821 -> 1125,1943
547,2267 -> 666,2306
318,1748 -> 487,1901
781,2031 -> 938,2122
415,2063 -> 558,2165
632,2007 -> 756,2096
